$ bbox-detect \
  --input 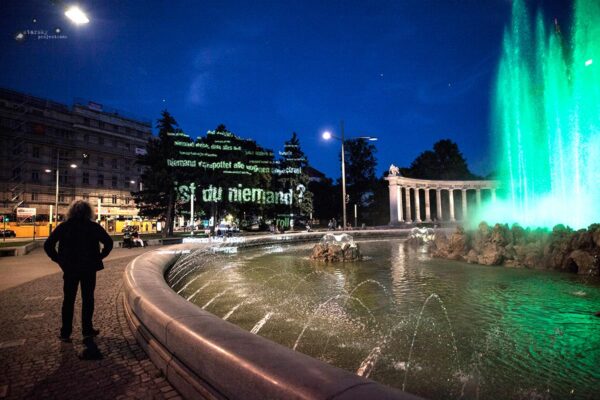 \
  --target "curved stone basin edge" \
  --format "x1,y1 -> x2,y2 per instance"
123,230 -> 425,400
